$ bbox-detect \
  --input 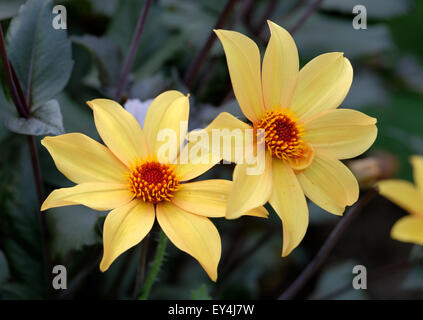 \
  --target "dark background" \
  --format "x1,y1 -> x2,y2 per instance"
0,0 -> 423,299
